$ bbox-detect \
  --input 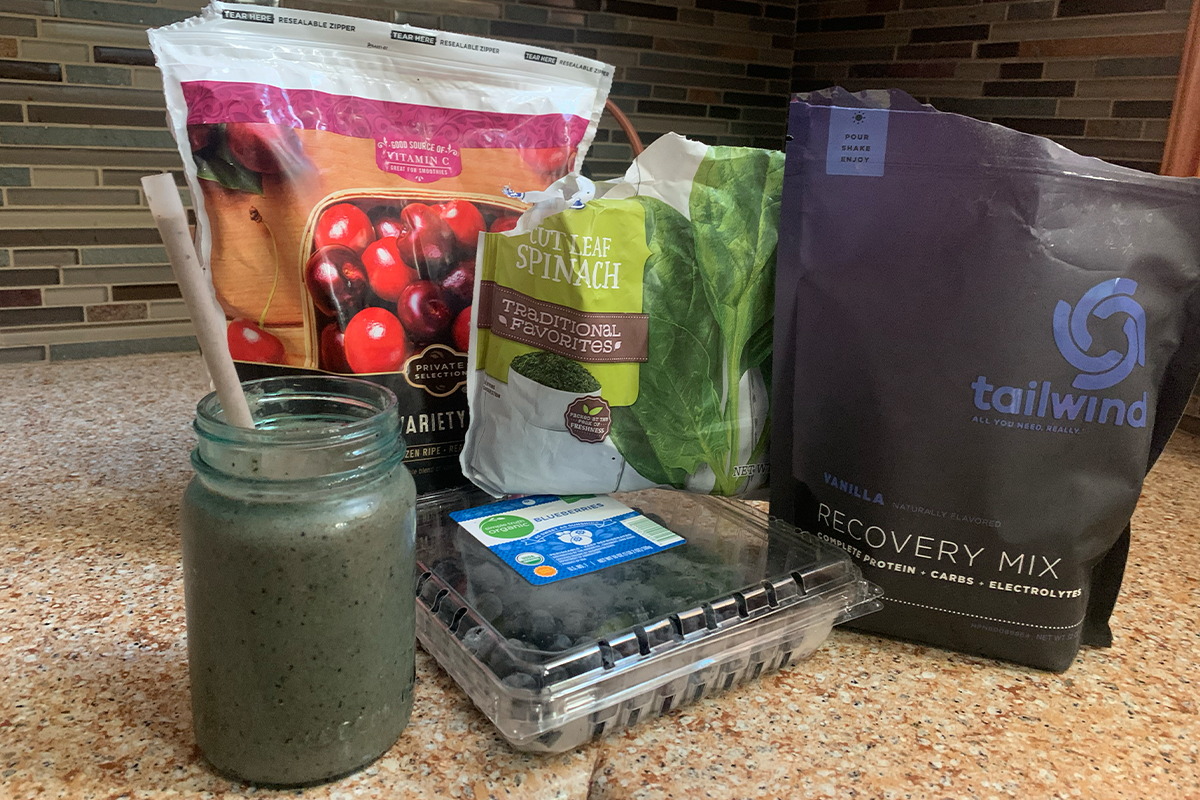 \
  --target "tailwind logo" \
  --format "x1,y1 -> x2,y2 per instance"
1053,278 -> 1146,391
